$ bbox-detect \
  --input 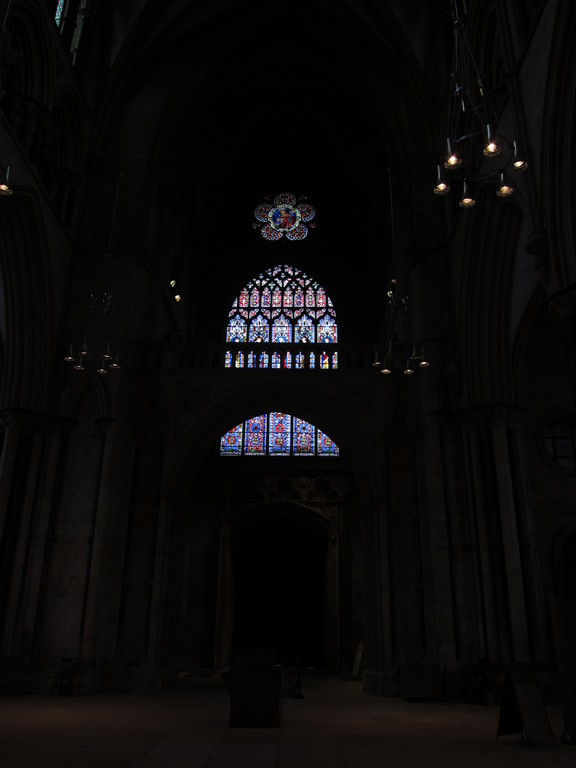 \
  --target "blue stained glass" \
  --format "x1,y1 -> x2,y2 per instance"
55,0 -> 65,25
220,413 -> 339,457
244,415 -> 266,455
294,418 -> 314,456
317,429 -> 339,456
225,351 -> 233,368
295,314 -> 314,343
258,350 -> 269,368
249,315 -> 269,342
225,265 -> 338,373
221,424 -> 243,456
227,315 -> 247,342
272,314 -> 292,343
317,315 -> 338,343
269,412 -> 291,455
296,352 -> 305,369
